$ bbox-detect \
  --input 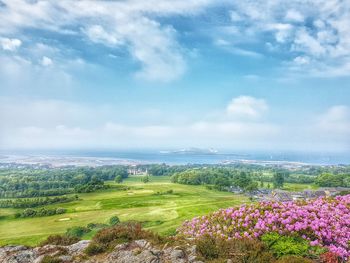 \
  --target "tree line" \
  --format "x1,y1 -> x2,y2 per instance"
0,166 -> 129,198
0,195 -> 78,208
14,207 -> 67,218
